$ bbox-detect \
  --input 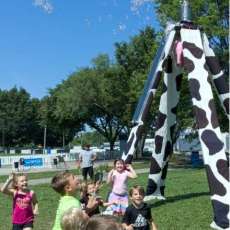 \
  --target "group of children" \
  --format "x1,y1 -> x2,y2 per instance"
1,159 -> 157,230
